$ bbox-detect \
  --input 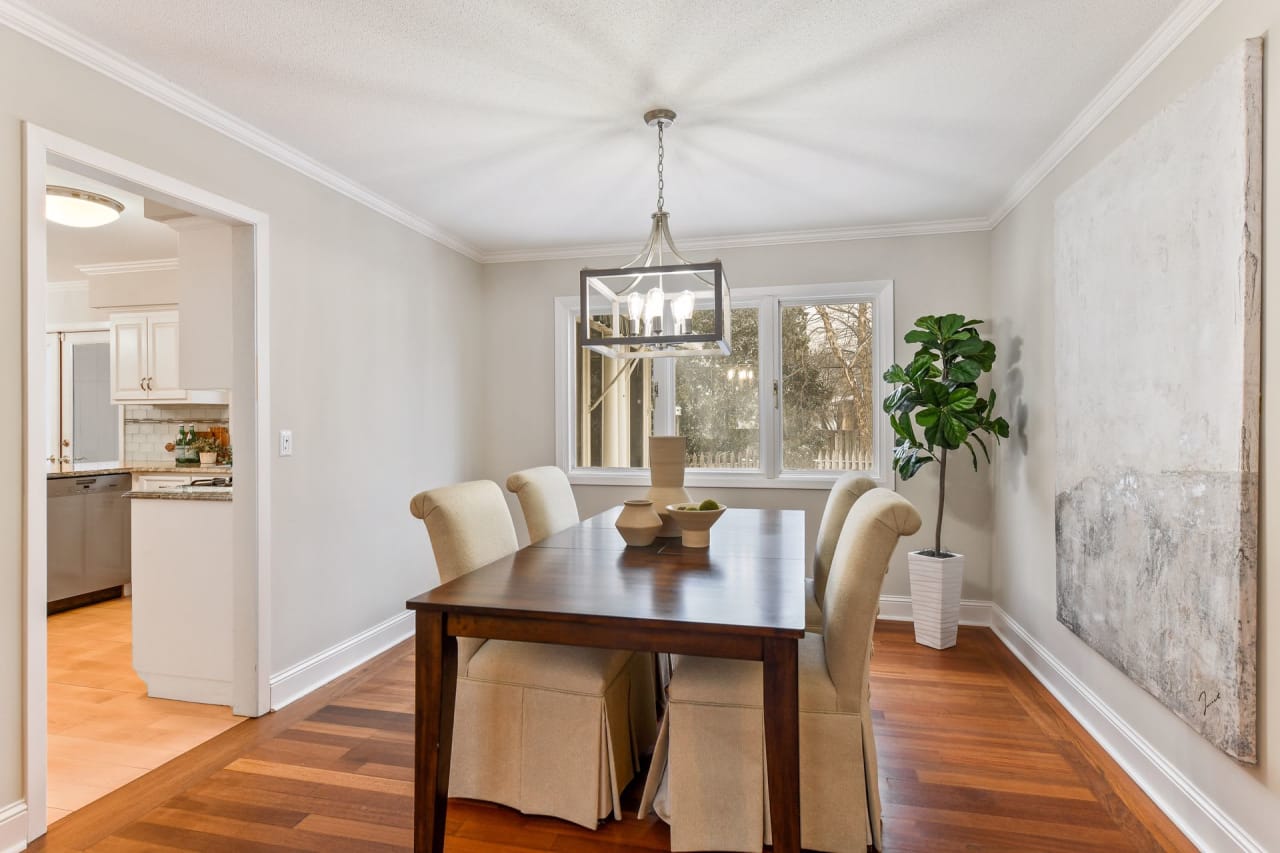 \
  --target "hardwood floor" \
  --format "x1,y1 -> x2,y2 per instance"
46,597 -> 243,825
33,622 -> 1192,852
